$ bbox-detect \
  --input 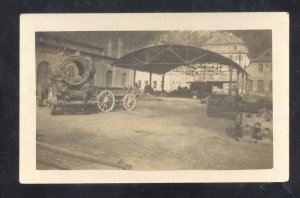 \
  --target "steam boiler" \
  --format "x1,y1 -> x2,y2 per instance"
47,54 -> 136,115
